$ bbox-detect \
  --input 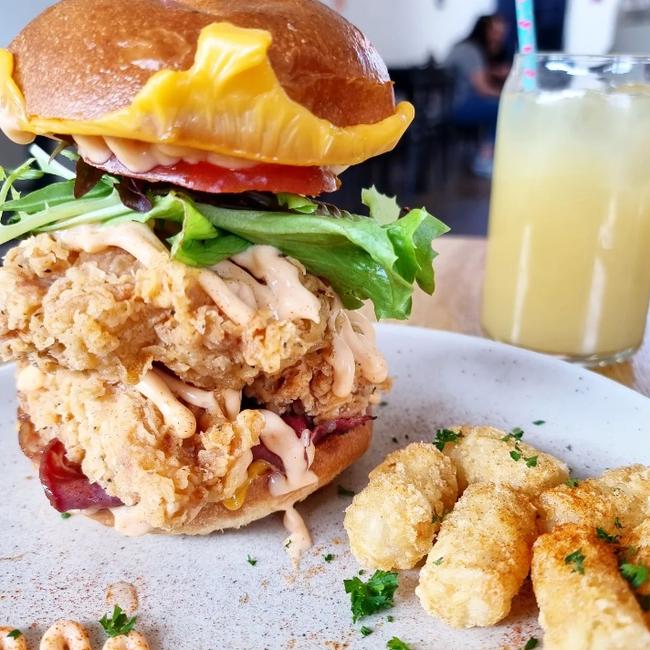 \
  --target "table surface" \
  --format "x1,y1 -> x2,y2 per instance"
363,235 -> 650,398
